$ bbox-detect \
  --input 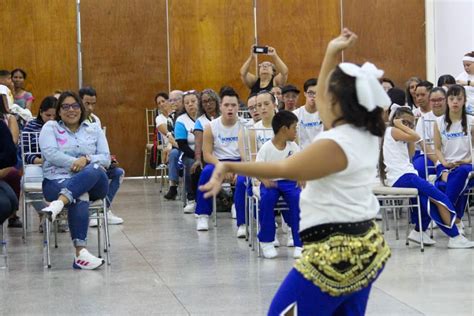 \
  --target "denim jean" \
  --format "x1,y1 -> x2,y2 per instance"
106,167 -> 125,208
168,148 -> 181,182
182,156 -> 195,200
42,163 -> 109,247
0,180 -> 17,224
